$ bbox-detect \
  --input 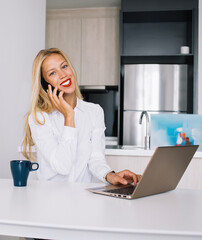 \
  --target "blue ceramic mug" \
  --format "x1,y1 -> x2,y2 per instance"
10,160 -> 39,187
